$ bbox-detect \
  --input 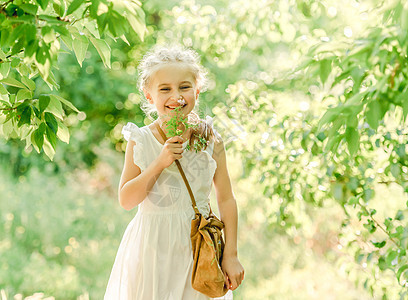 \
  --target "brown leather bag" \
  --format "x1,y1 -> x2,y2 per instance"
155,122 -> 229,297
